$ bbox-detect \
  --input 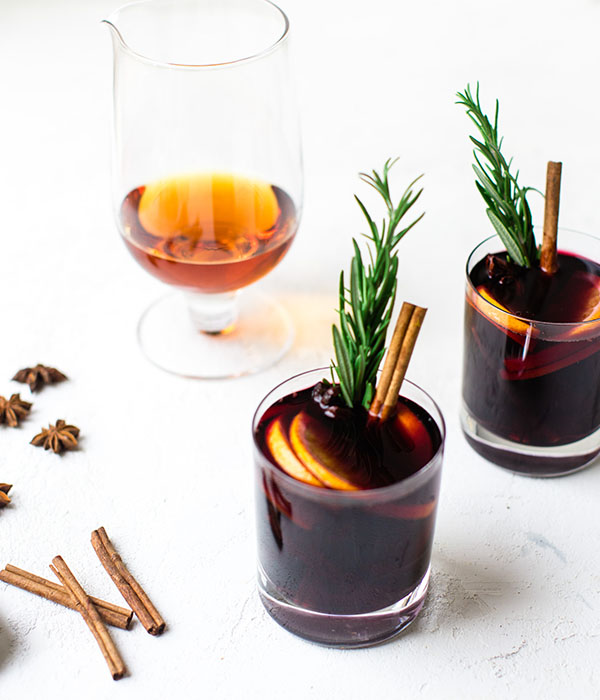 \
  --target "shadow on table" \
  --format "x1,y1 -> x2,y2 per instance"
0,610 -> 17,672
412,553 -> 531,635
